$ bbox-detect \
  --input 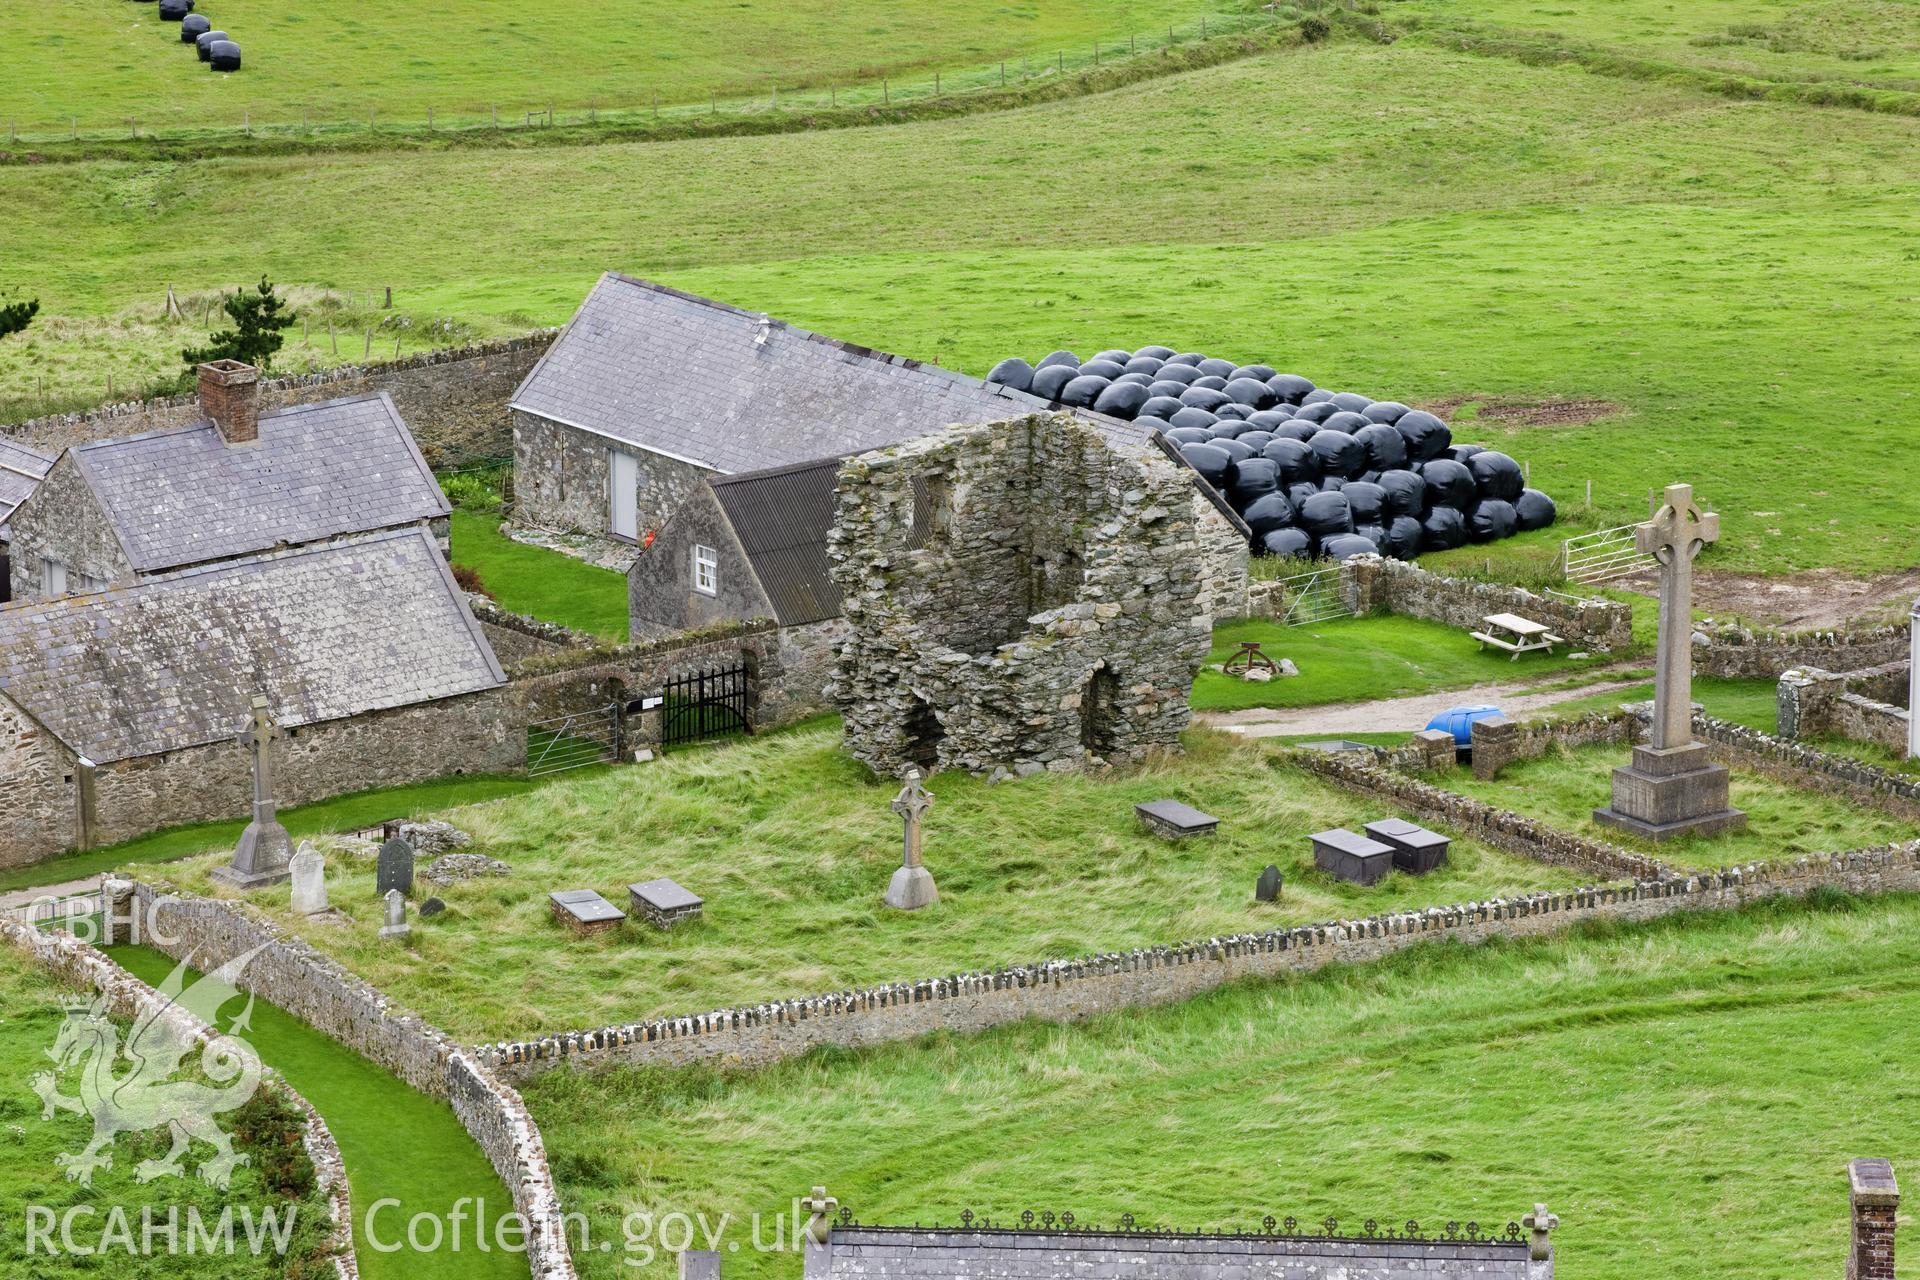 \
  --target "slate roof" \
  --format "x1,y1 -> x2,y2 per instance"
0,437 -> 53,542
808,1226 -> 1546,1280
510,274 -> 1154,474
62,391 -> 447,574
0,527 -> 504,763
707,458 -> 844,627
